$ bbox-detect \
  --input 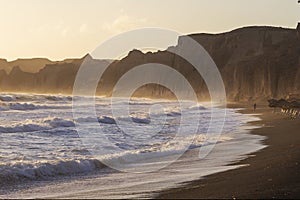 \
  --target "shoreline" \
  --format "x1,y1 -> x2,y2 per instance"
0,104 -> 268,199
1,104 -> 299,198
157,106 -> 300,199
